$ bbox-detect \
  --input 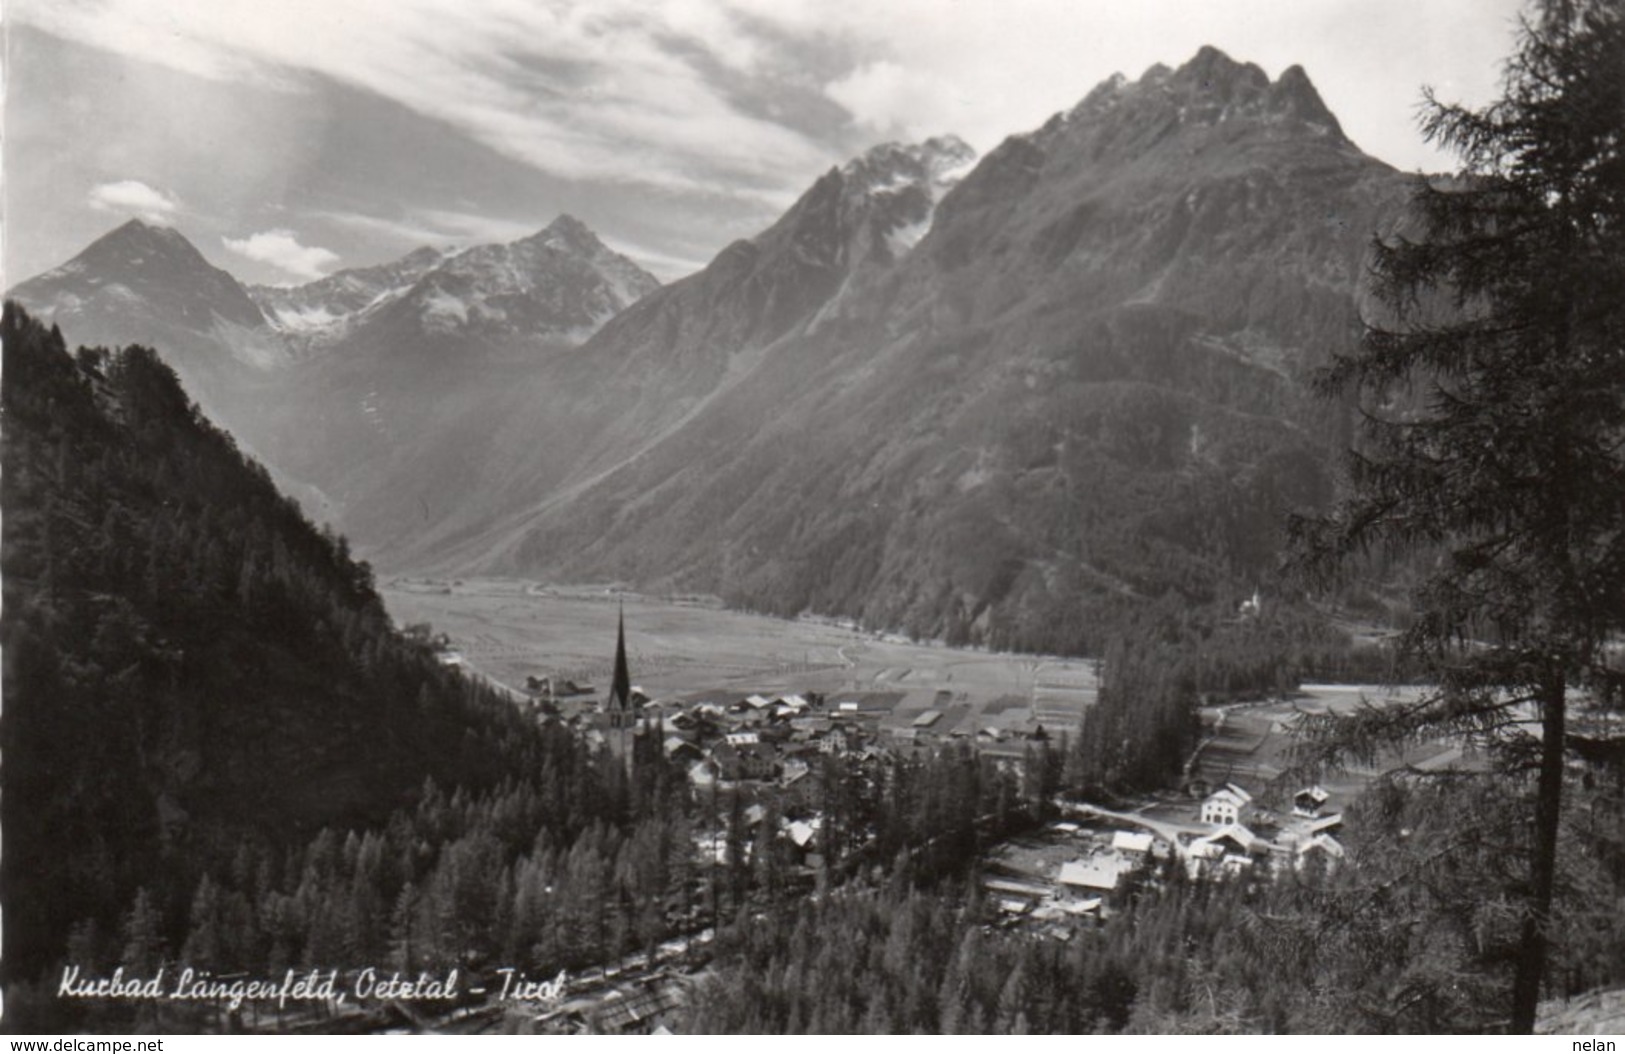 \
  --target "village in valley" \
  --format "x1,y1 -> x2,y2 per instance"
368,576 -> 1465,1033
392,579 -> 1444,960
